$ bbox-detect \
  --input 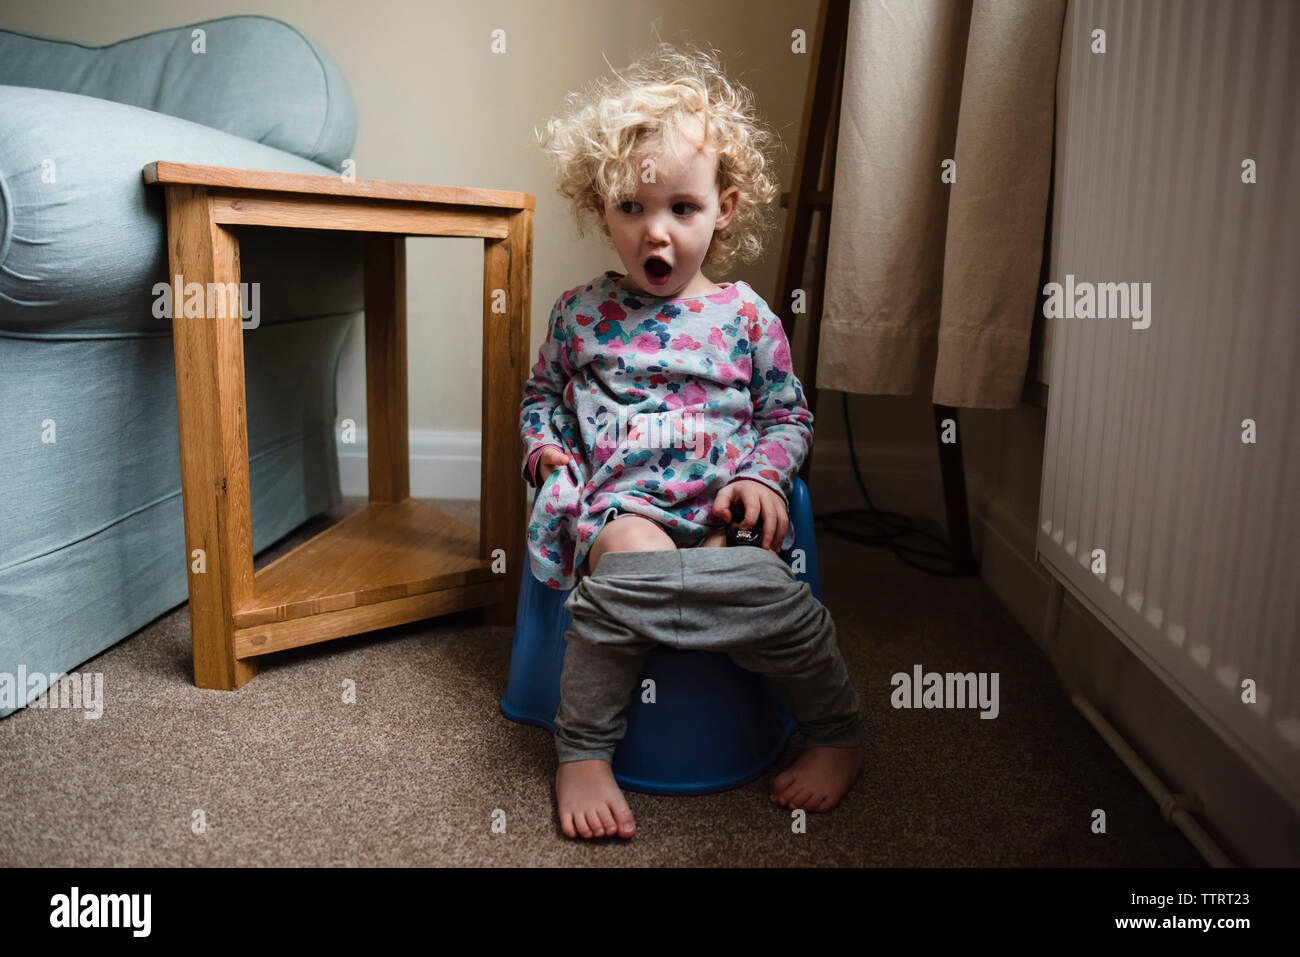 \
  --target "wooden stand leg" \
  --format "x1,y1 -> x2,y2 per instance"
478,209 -> 532,626
166,185 -> 258,690
934,403 -> 979,576
364,235 -> 410,503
